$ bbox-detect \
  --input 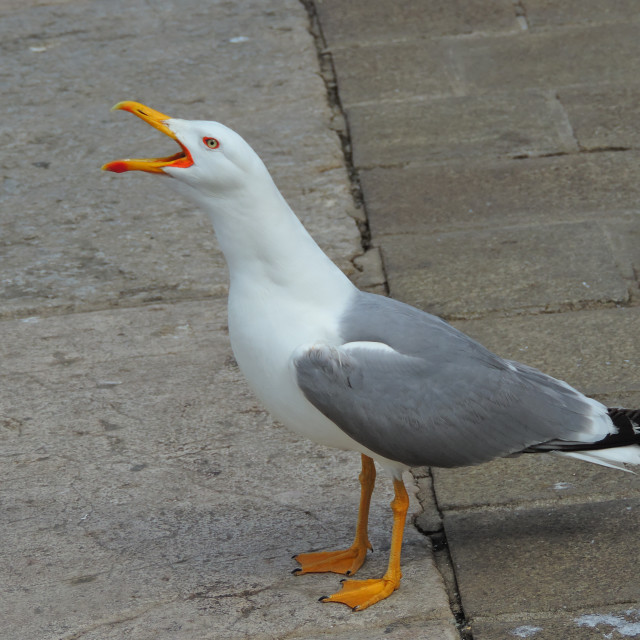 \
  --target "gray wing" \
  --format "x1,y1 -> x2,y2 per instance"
293,292 -> 612,468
